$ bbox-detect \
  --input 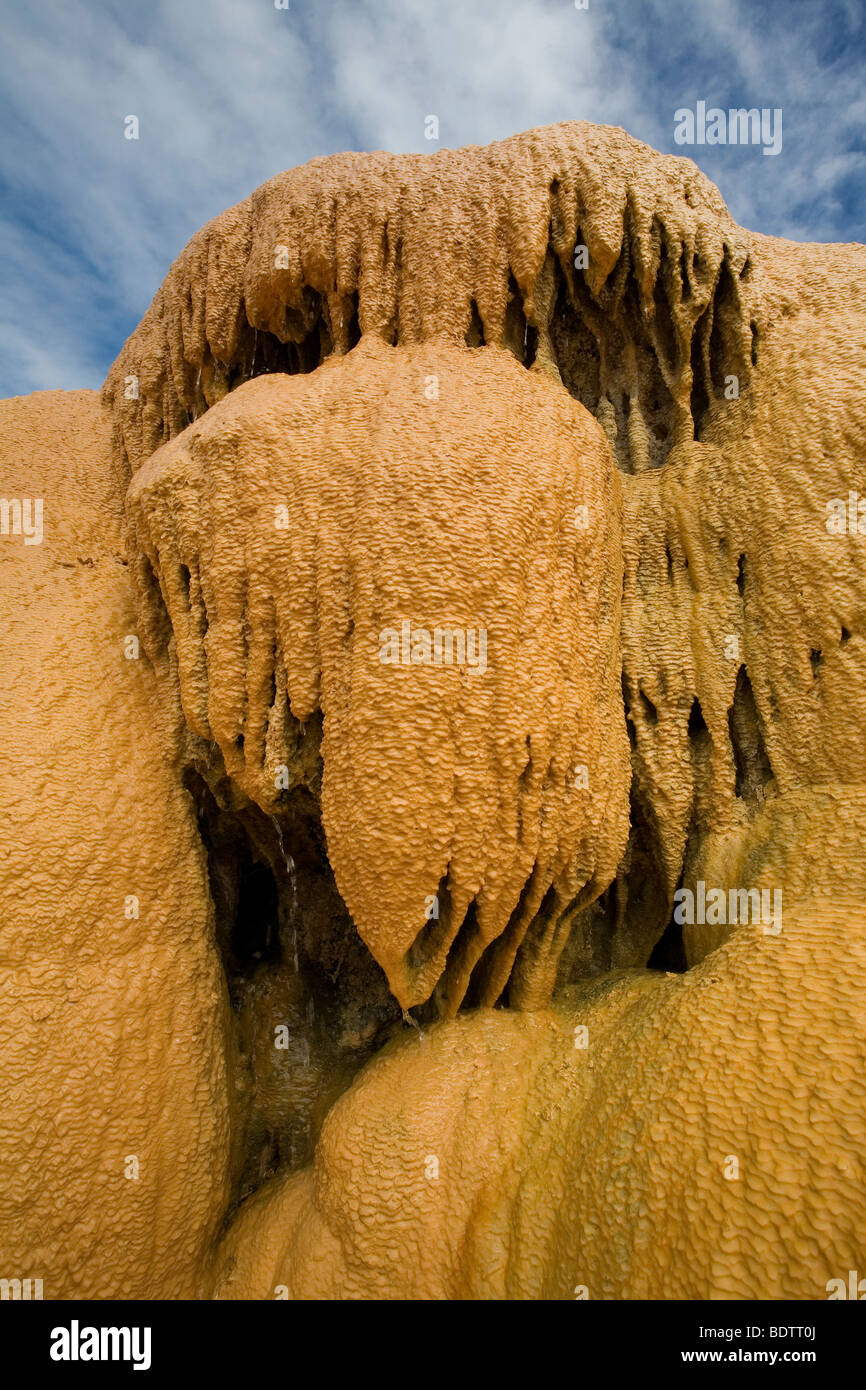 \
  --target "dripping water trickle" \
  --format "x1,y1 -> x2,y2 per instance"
402,1007 -> 425,1041
271,815 -> 299,972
